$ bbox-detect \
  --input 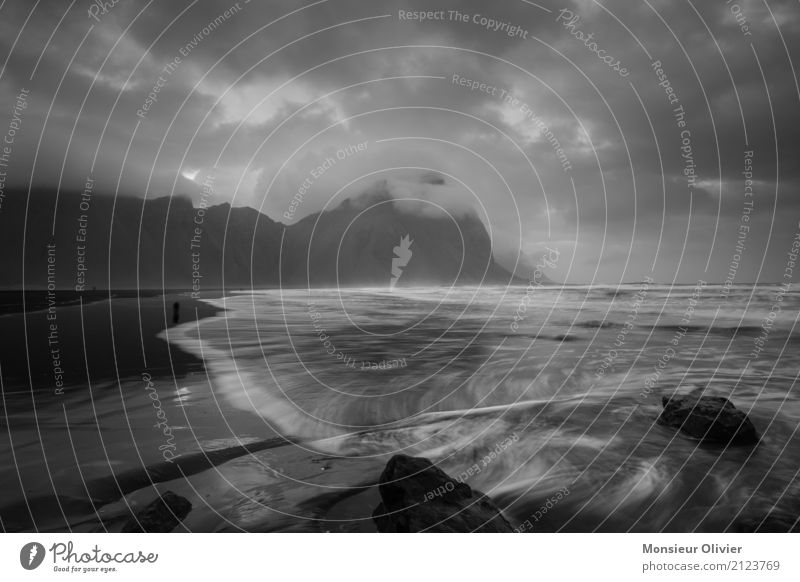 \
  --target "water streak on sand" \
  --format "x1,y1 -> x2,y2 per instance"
156,285 -> 800,531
